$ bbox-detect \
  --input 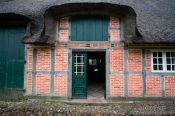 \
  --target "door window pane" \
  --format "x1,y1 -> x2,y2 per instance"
74,54 -> 84,76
